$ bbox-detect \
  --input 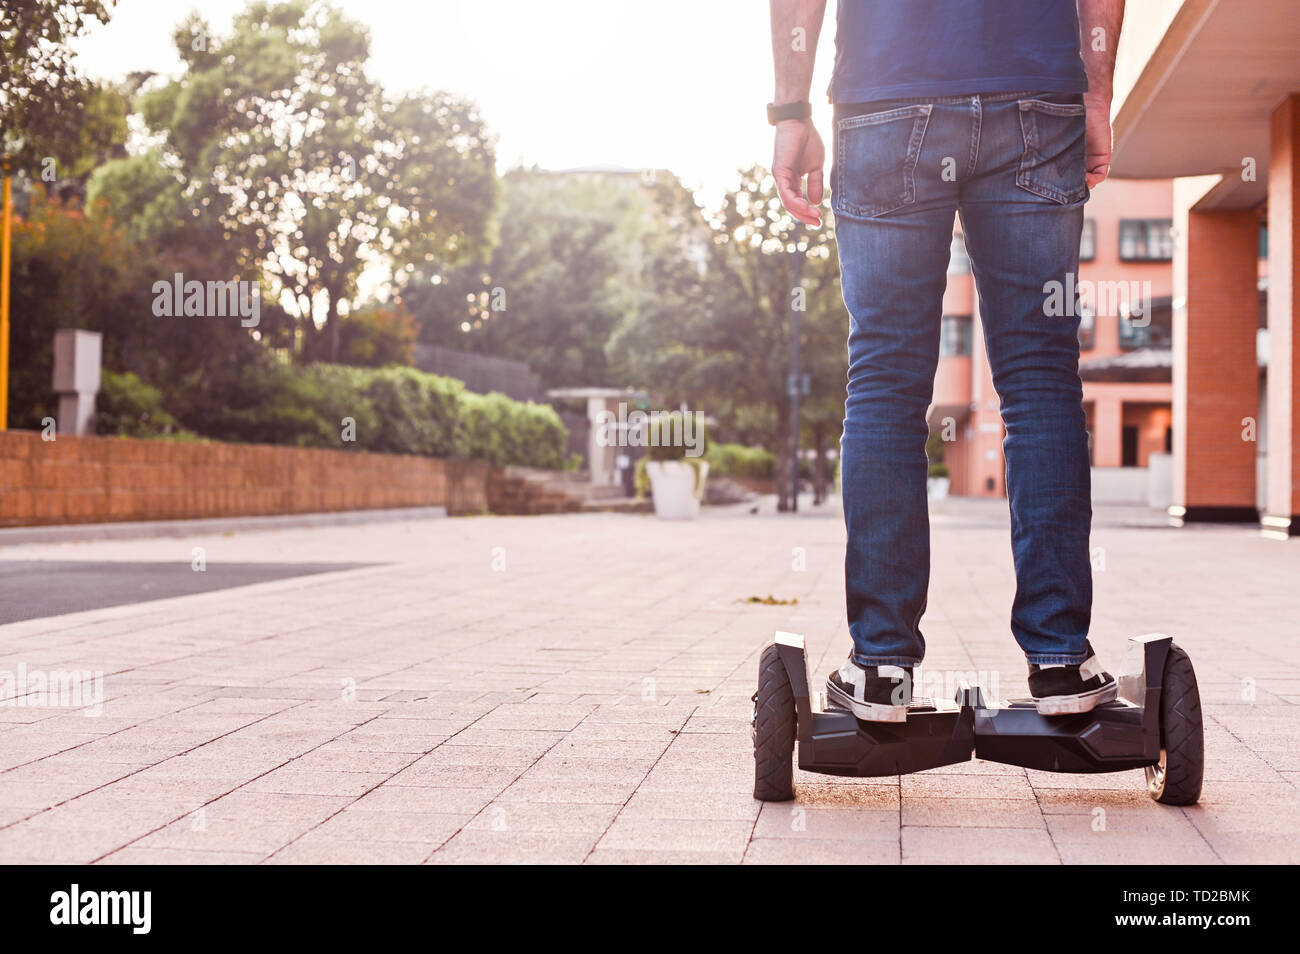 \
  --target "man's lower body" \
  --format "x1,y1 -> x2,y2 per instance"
826,90 -> 1115,721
